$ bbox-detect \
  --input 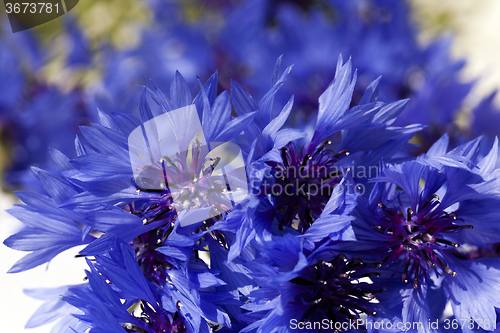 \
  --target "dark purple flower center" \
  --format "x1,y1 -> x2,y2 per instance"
265,140 -> 348,233
374,194 -> 474,288
130,228 -> 173,284
129,216 -> 226,284
290,254 -> 382,325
